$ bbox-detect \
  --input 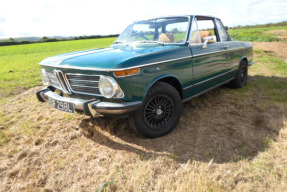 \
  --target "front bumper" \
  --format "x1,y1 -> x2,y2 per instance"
36,88 -> 142,117
248,61 -> 255,66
